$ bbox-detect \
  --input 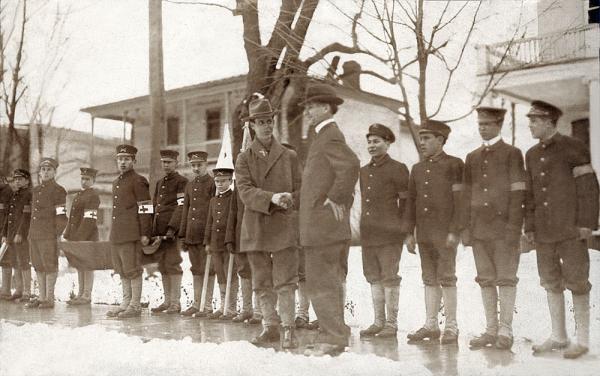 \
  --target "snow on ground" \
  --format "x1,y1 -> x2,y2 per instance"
0,321 -> 429,376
